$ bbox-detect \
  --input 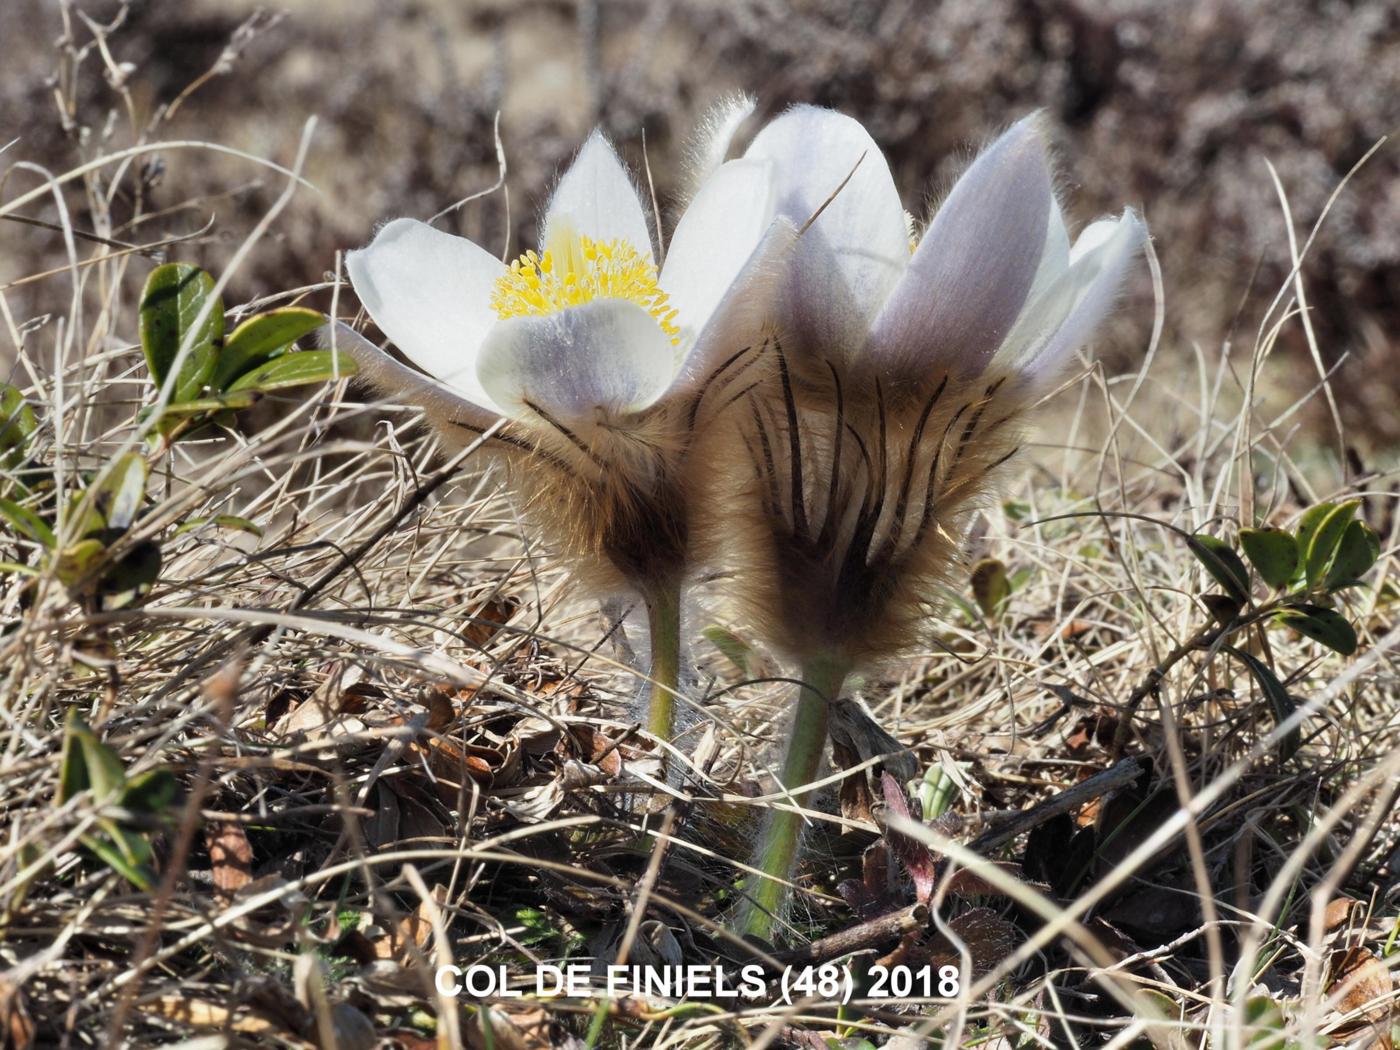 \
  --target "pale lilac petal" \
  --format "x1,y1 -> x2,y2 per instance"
660,157 -> 774,350
321,321 -> 501,430
866,115 -> 1054,377
474,299 -> 676,423
743,105 -> 908,348
543,131 -> 654,261
1025,200 -> 1070,305
345,217 -> 506,413
1020,209 -> 1146,384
